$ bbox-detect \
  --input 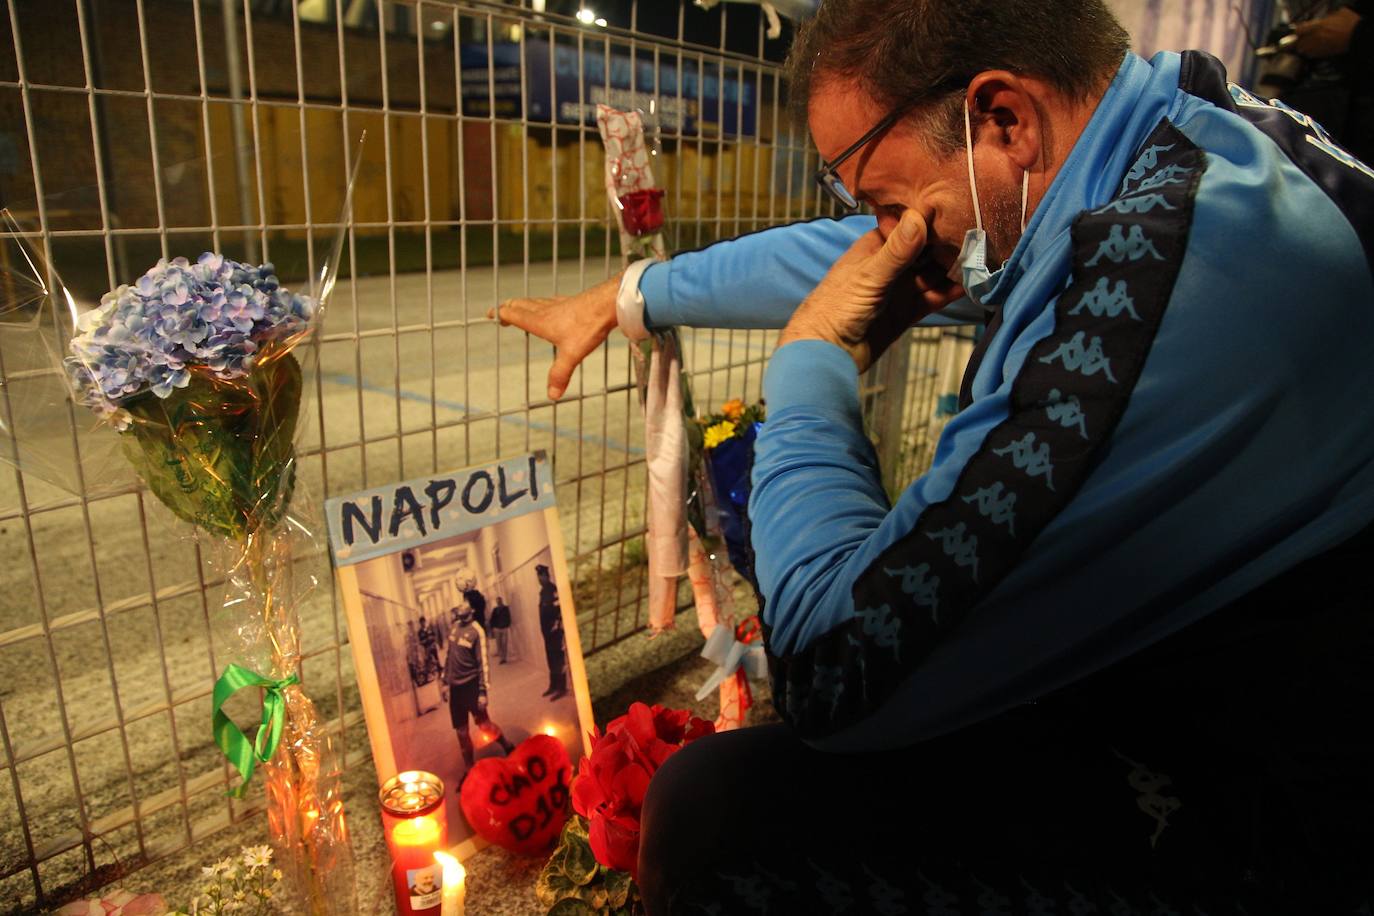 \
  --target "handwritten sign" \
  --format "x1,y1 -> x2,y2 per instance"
324,452 -> 555,566
459,734 -> 571,856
